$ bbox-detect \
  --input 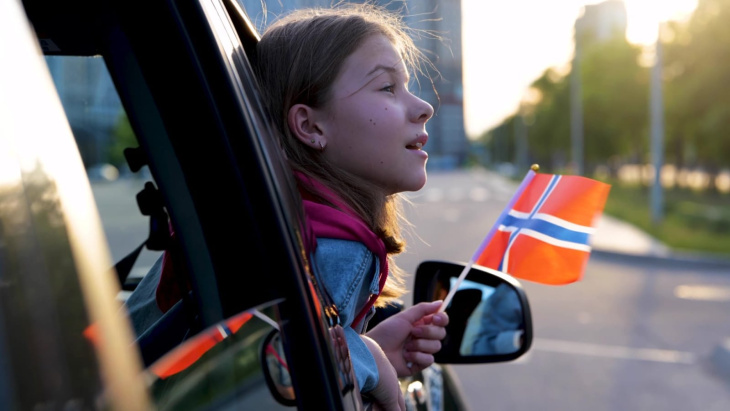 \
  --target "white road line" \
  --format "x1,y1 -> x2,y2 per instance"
443,208 -> 460,222
674,285 -> 730,302
419,188 -> 496,203
469,187 -> 491,201
446,188 -> 466,202
531,338 -> 696,364
423,189 -> 444,202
